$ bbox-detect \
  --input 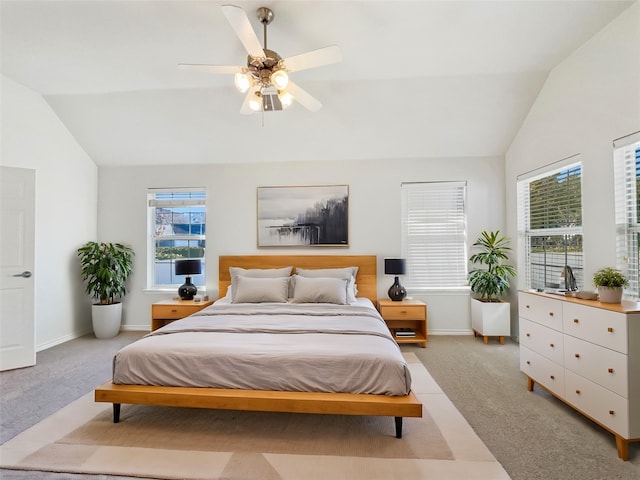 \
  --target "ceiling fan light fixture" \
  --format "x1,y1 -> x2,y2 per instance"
270,69 -> 289,90
249,91 -> 263,112
234,72 -> 253,93
278,89 -> 294,108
